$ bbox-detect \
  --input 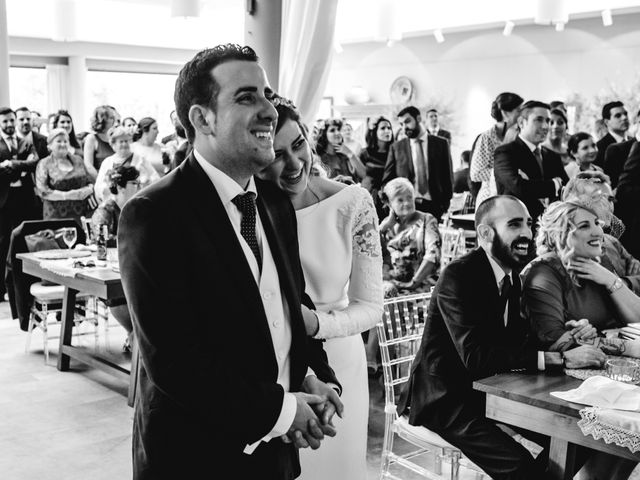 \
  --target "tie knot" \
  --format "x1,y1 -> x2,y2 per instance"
232,192 -> 257,213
